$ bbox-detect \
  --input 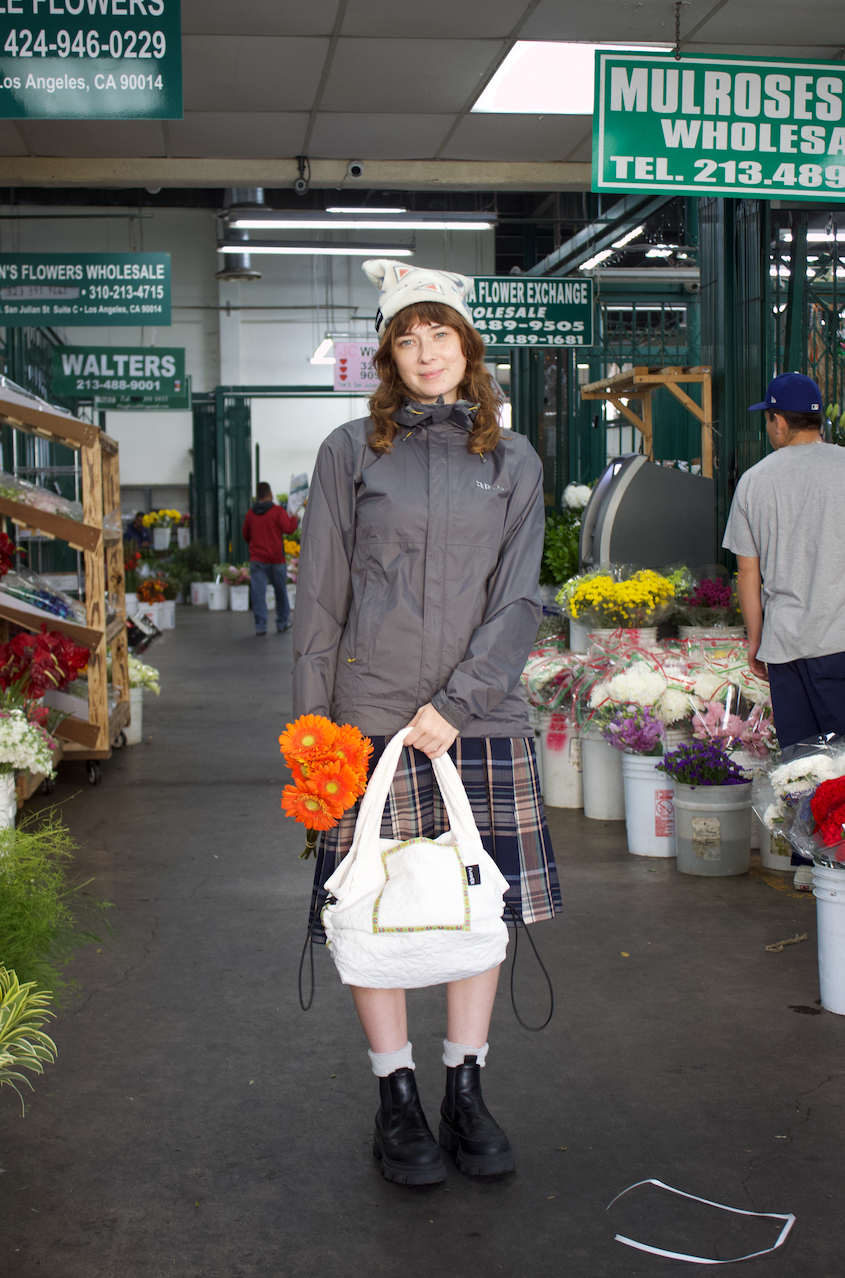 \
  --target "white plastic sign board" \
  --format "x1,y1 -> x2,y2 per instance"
333,341 -> 379,393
